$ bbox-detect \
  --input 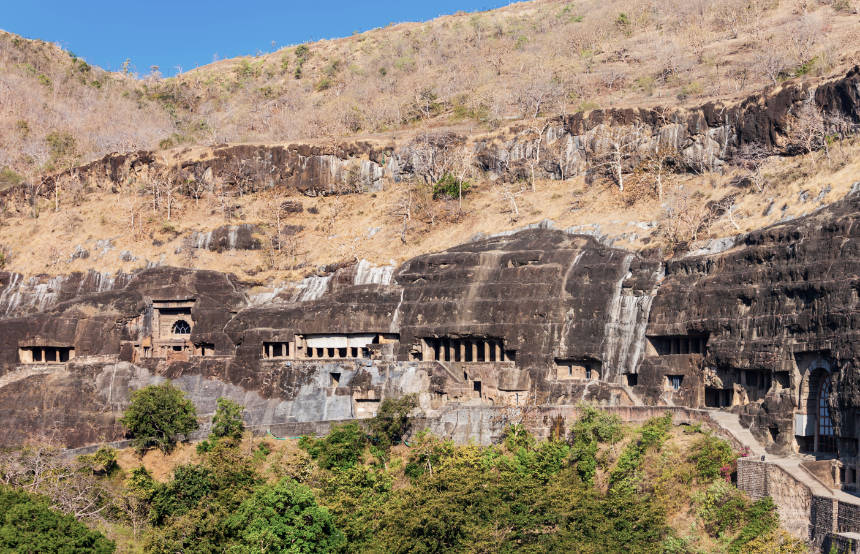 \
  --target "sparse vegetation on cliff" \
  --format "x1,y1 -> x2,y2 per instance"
3,0 -> 860,181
